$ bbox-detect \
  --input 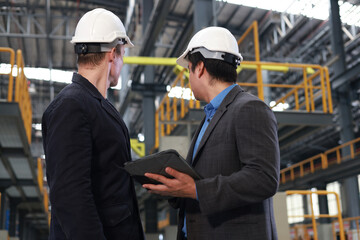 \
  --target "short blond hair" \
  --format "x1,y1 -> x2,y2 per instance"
77,44 -> 122,66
